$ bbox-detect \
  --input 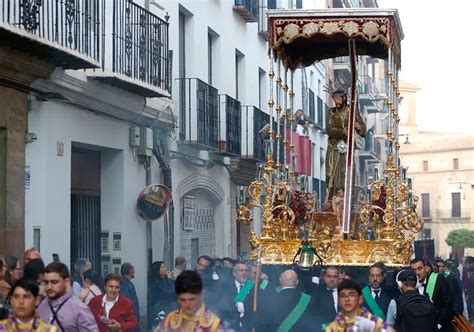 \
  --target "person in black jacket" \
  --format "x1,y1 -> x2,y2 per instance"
120,262 -> 140,328
148,261 -> 176,329
219,262 -> 256,331
410,257 -> 454,331
438,259 -> 465,315
267,269 -> 312,331
361,262 -> 393,318
395,269 -> 437,332
313,266 -> 340,331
